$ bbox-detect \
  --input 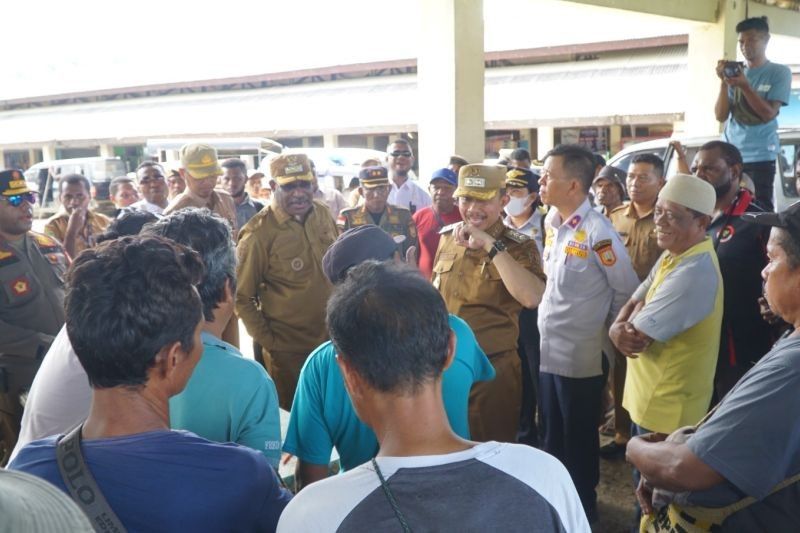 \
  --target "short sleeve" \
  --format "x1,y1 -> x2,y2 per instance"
687,349 -> 800,499
233,366 -> 282,469
632,253 -> 719,343
282,350 -> 334,466
767,64 -> 792,106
